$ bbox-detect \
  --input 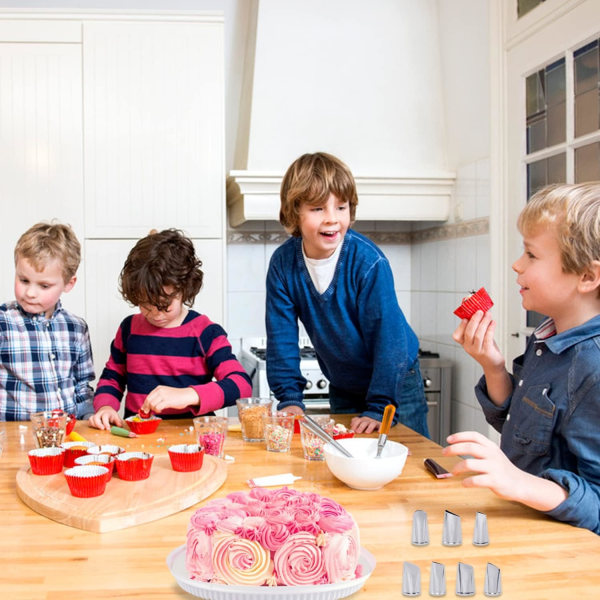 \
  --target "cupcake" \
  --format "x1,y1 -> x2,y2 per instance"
28,447 -> 65,475
64,465 -> 109,497
115,451 -> 154,481
74,453 -> 115,480
124,415 -> 162,435
61,441 -> 96,468
168,444 -> 204,472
